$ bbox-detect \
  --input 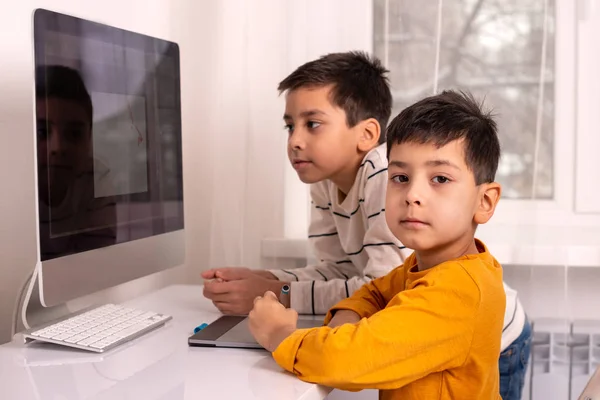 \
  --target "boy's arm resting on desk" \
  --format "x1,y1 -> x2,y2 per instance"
268,265 -> 363,315
272,271 -> 481,391
267,252 -> 404,316
266,229 -> 358,314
